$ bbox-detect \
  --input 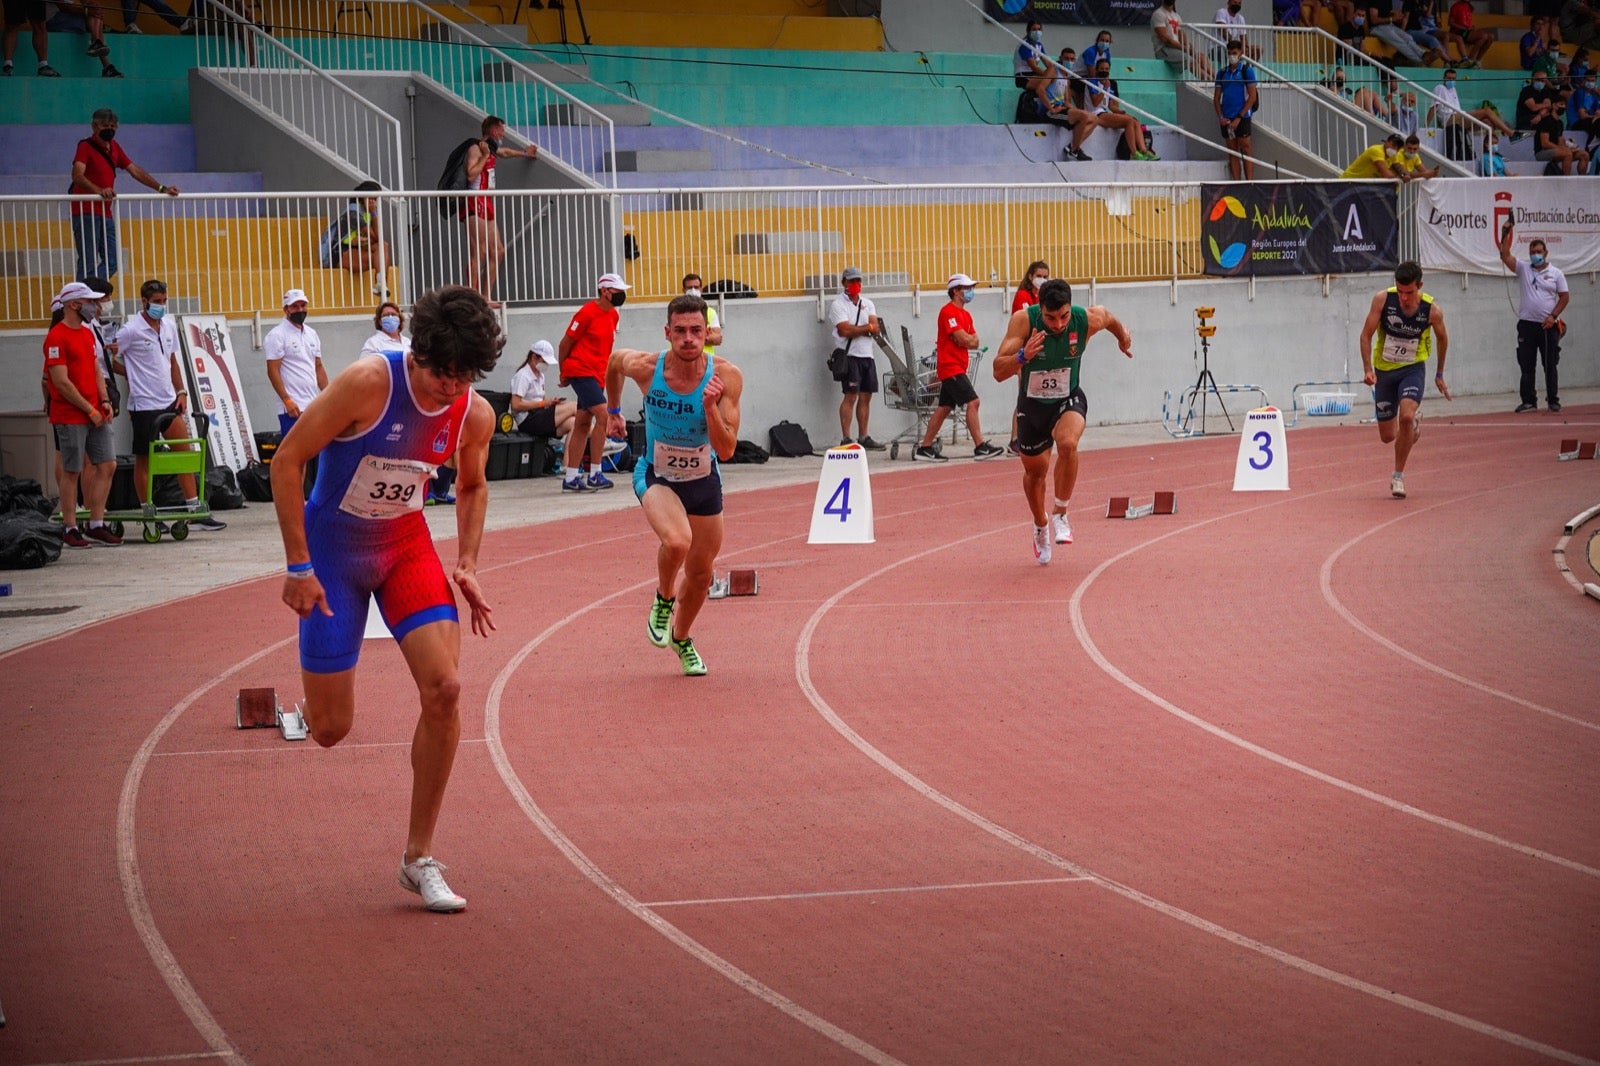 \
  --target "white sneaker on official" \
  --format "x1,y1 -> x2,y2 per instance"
399,856 -> 466,912
1390,474 -> 1406,499
1032,524 -> 1052,565
1052,513 -> 1072,544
